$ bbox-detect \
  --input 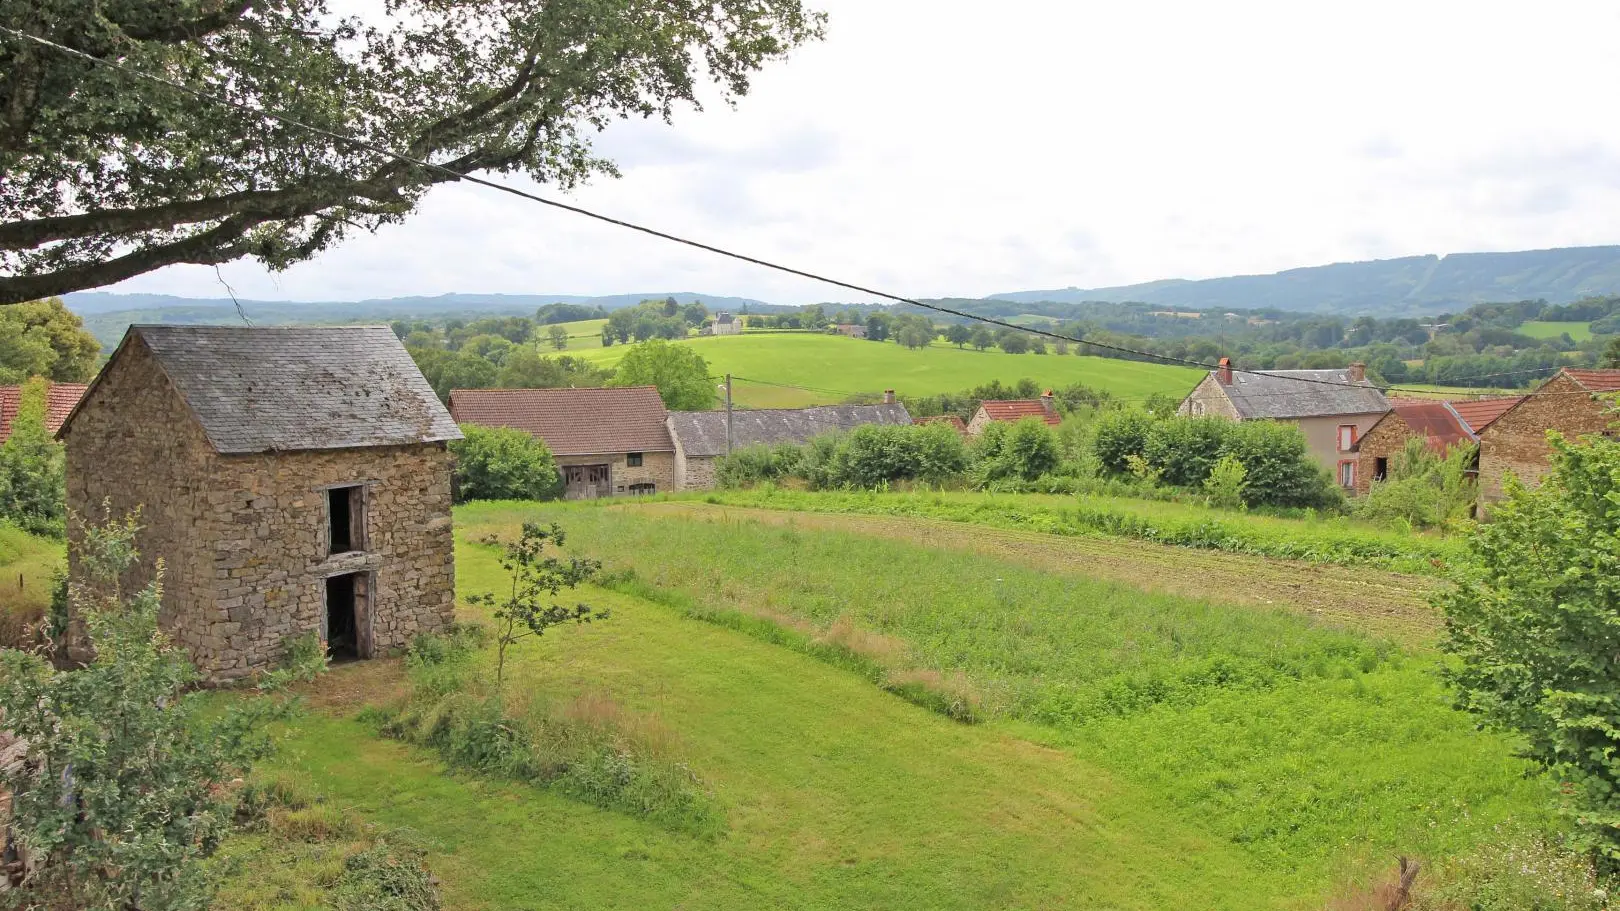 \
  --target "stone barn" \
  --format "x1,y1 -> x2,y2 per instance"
1476,367 -> 1620,503
58,325 -> 462,683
